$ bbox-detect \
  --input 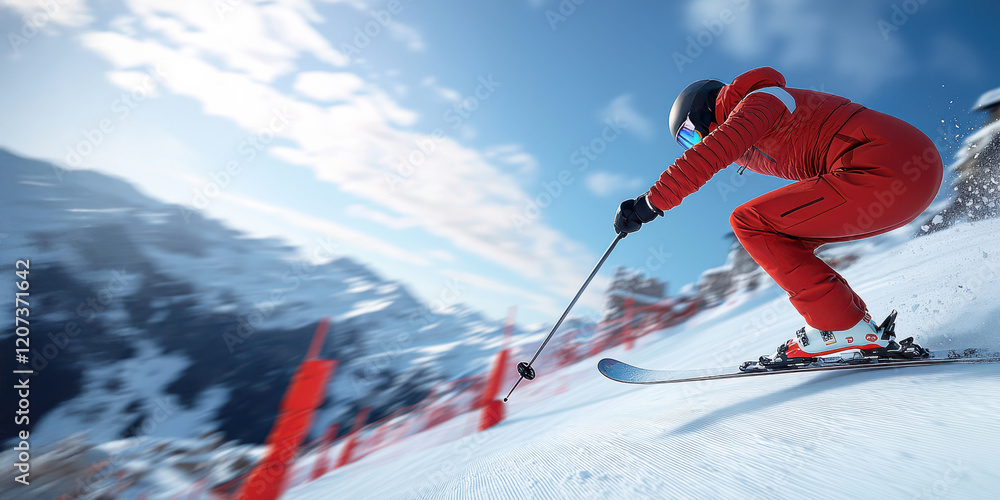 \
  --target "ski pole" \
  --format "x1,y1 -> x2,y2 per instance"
503,232 -> 626,402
